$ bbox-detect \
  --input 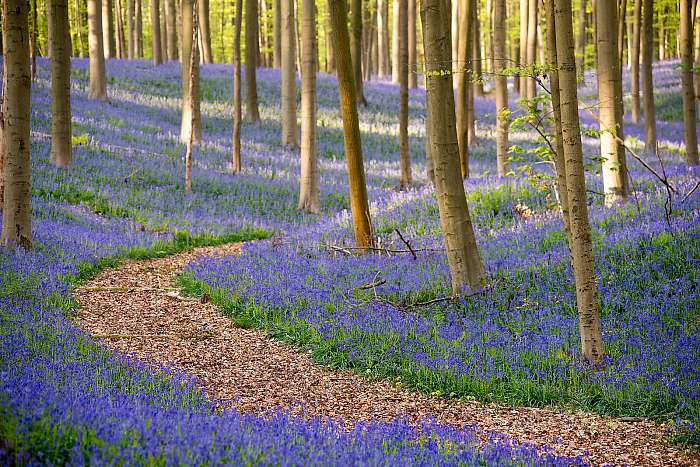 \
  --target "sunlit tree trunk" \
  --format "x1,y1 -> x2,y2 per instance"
398,0 -> 410,188
246,0 -> 260,121
525,0 -> 537,98
166,0 -> 176,59
115,0 -> 124,57
231,0 -> 243,172
596,0 -> 628,203
420,0 -> 485,296
329,0 -> 374,249
407,0 -> 416,87
681,0 -> 699,165
127,0 -> 134,57
554,0 -> 604,364
281,0 -> 297,146
694,7 -> 700,119
151,0 -> 162,64
616,0 -> 625,72
30,0 -> 37,79
102,0 -> 115,57
377,0 -> 388,76
518,0 -> 527,93
88,0 -> 107,99
472,0 -> 483,97
456,0 -> 472,177
180,0 -> 201,143
273,0 -> 281,67
184,0 -> 199,194
50,0 -> 72,167
350,0 -> 366,104
1,0 -> 32,248
392,0 -> 399,82
630,0 -> 640,123
494,0 -> 508,176
641,0 -> 655,149
451,0 -> 459,88
136,0 -> 143,56
577,0 -> 586,75
298,0 -> 319,212
159,0 -> 167,58
198,0 -> 212,62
